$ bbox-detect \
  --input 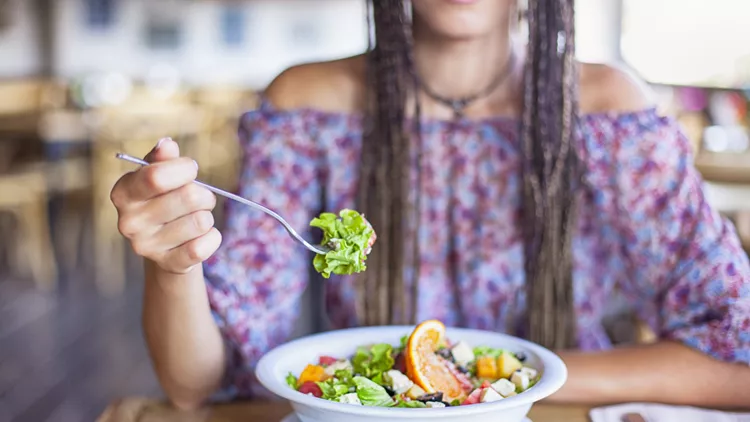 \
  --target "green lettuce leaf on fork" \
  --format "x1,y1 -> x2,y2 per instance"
310,209 -> 374,279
